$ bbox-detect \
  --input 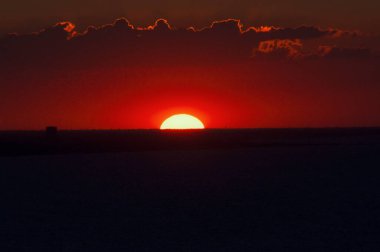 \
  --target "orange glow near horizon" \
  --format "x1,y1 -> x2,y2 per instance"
160,114 -> 205,130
